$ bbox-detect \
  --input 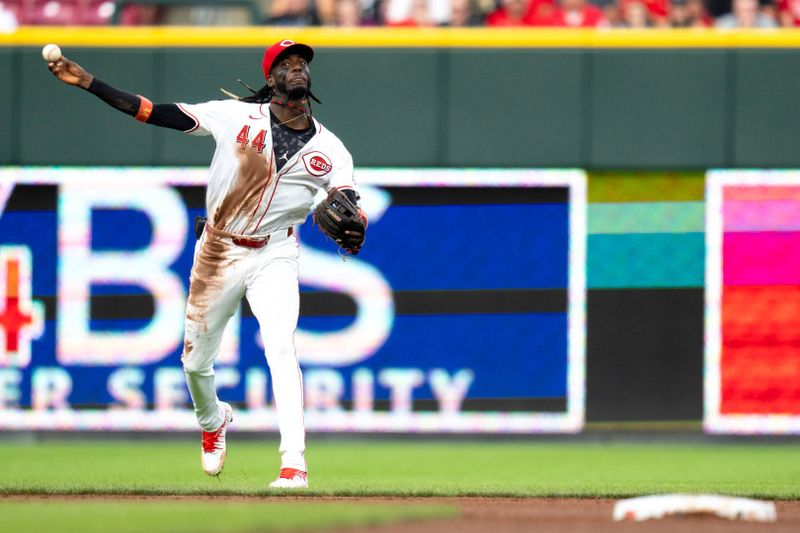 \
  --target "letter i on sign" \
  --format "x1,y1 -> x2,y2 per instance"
0,246 -> 45,368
